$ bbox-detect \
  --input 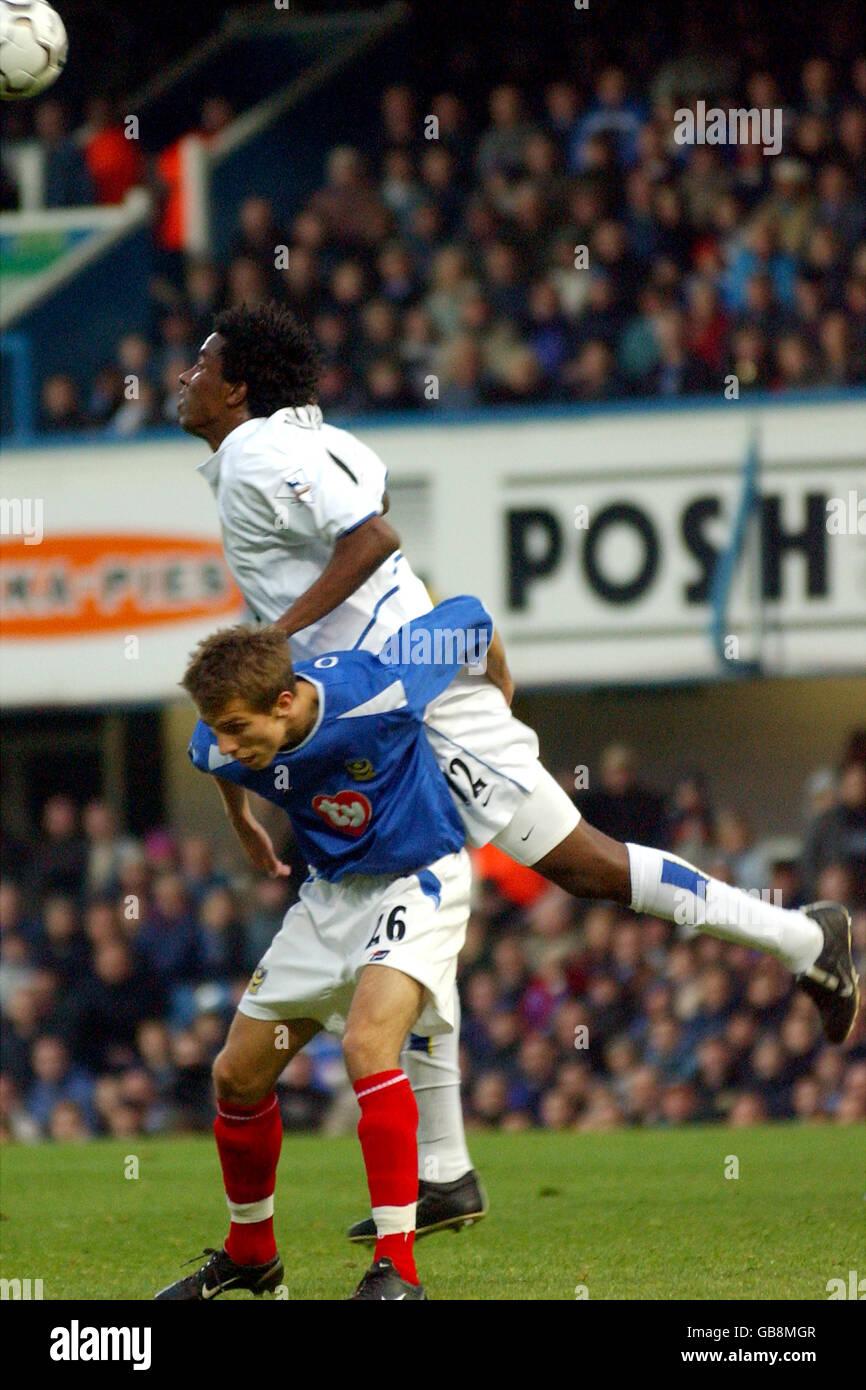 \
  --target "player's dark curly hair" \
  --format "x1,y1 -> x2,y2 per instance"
213,302 -> 321,417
